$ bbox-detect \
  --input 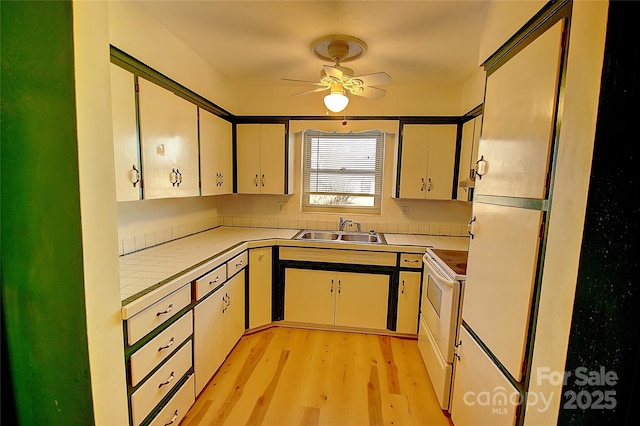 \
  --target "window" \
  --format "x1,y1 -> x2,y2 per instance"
303,129 -> 384,213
